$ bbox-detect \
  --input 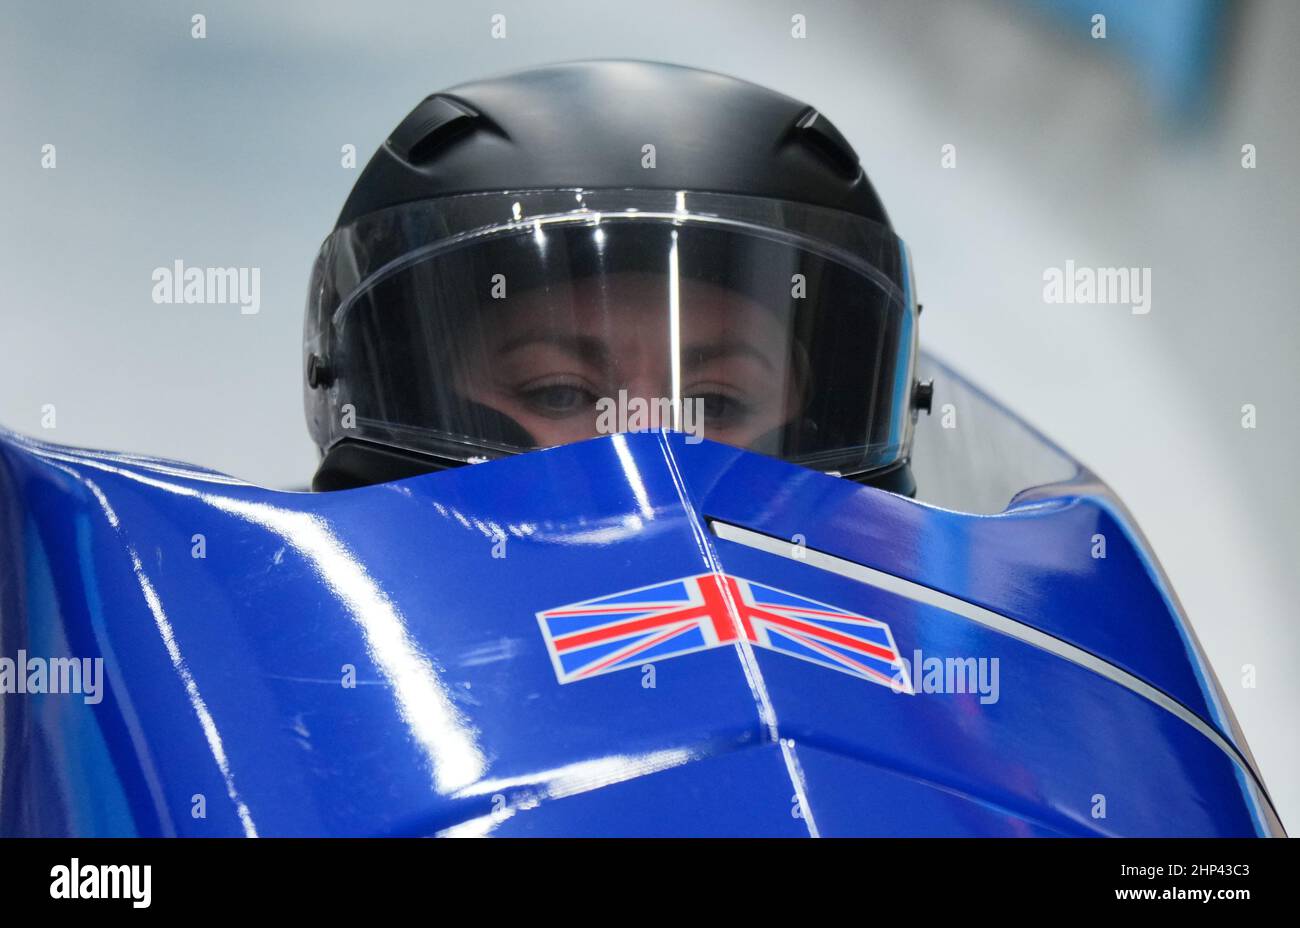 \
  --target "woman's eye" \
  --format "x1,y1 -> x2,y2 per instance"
521,383 -> 597,416
691,391 -> 751,425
